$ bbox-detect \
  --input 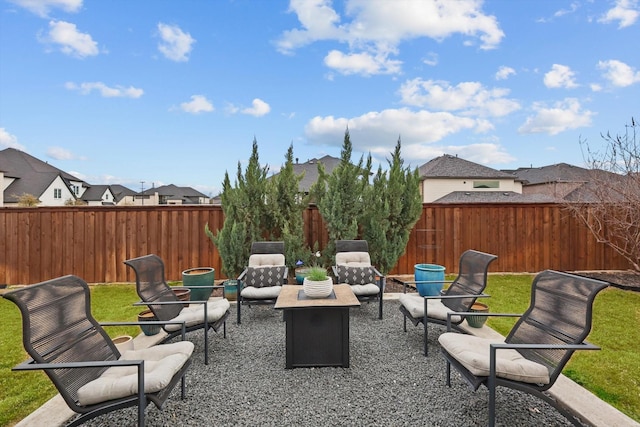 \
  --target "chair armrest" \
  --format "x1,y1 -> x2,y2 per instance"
237,268 -> 248,280
13,358 -> 145,372
101,320 -> 188,340
432,293 -> 490,300
331,266 -> 338,276
490,342 -> 600,352
445,312 -> 522,331
180,284 -> 224,291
